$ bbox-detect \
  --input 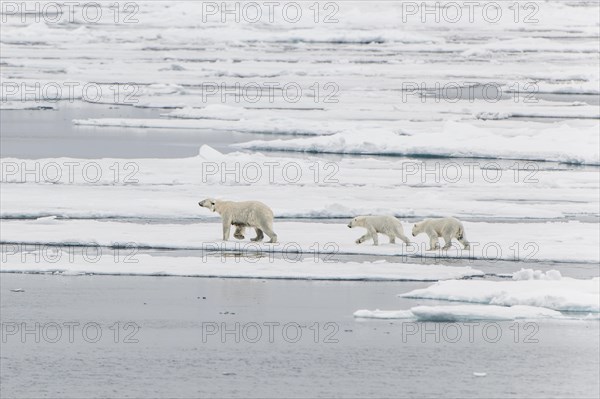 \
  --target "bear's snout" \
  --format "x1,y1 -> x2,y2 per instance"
347,224 -> 352,228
